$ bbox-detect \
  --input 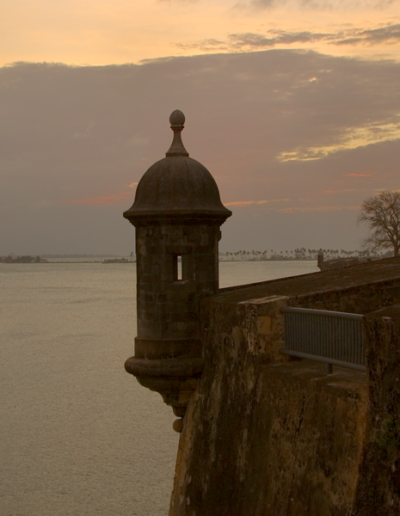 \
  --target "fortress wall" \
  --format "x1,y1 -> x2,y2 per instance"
169,276 -> 400,516
289,278 -> 400,315
353,309 -> 400,515
169,295 -> 368,516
